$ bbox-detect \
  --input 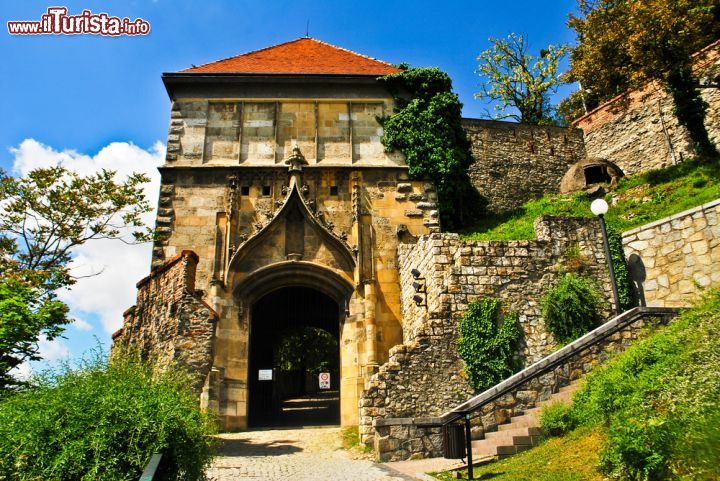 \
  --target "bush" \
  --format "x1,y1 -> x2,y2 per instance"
540,401 -> 577,437
541,273 -> 603,344
457,298 -> 520,393
0,352 -> 216,480
568,290 -> 720,480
